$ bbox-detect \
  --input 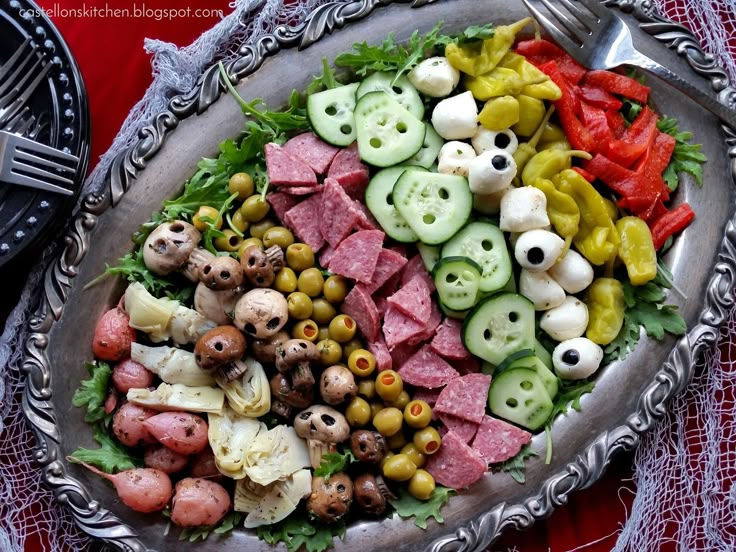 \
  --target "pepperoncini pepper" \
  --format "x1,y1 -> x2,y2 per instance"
464,67 -> 549,100
512,95 -> 546,137
530,177 -> 580,255
478,95 -> 520,130
521,149 -> 592,188
616,216 -> 657,285
497,52 -> 562,101
585,277 -> 626,345
513,105 -> 556,178
445,17 -> 532,77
